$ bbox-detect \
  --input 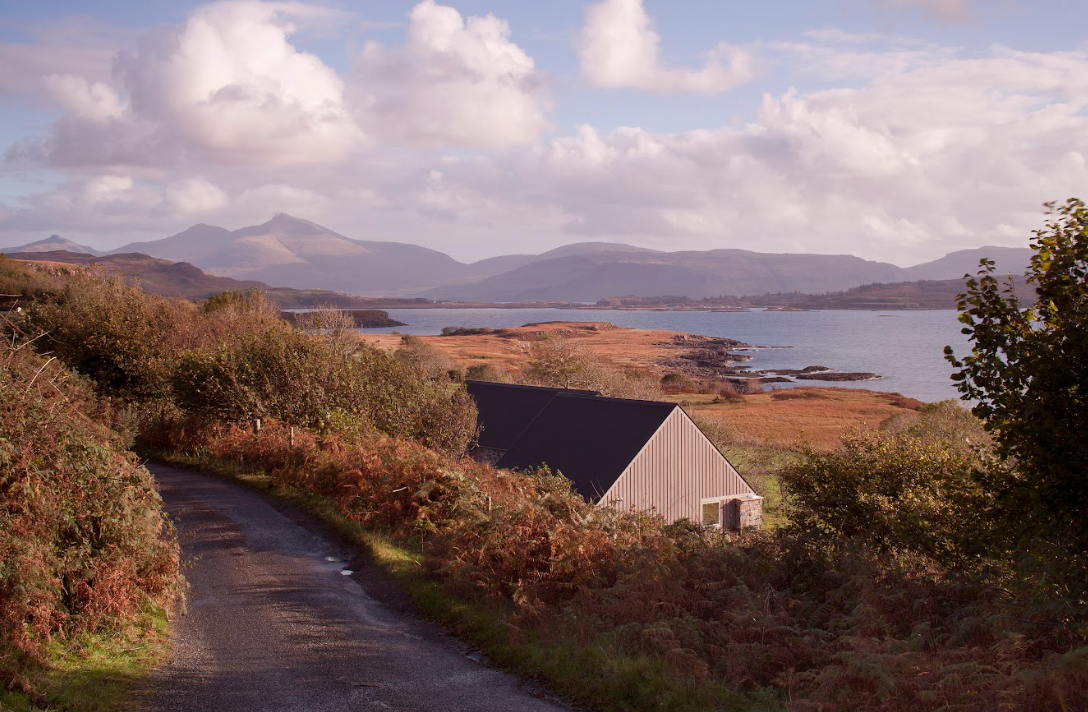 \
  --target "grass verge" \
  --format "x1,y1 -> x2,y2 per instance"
0,608 -> 171,712
142,448 -> 784,712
